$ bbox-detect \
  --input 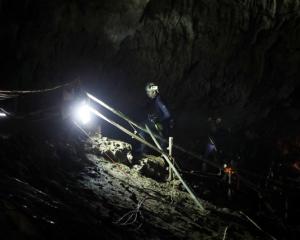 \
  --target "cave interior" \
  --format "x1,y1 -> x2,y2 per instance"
0,0 -> 300,239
